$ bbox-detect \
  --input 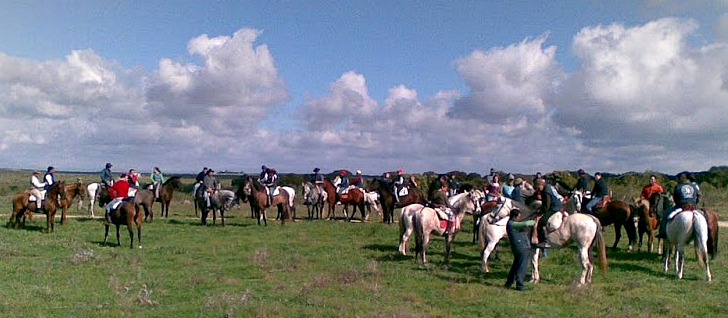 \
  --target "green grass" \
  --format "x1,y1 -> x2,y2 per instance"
0,170 -> 726,317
